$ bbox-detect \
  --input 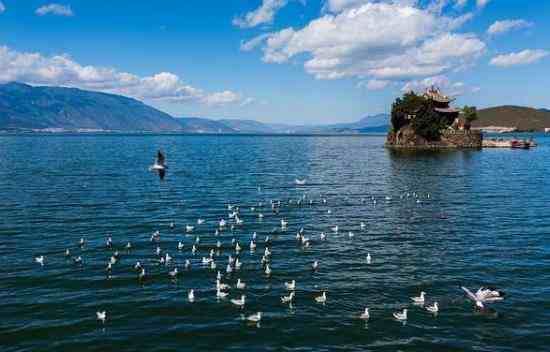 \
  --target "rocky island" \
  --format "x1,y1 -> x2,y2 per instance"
385,87 -> 482,149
